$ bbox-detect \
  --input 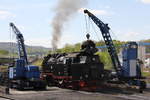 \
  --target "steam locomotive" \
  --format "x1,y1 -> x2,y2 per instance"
41,35 -> 110,89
